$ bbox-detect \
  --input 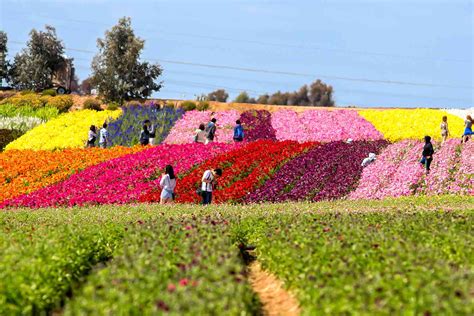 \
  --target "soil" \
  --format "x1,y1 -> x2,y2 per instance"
249,261 -> 301,316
